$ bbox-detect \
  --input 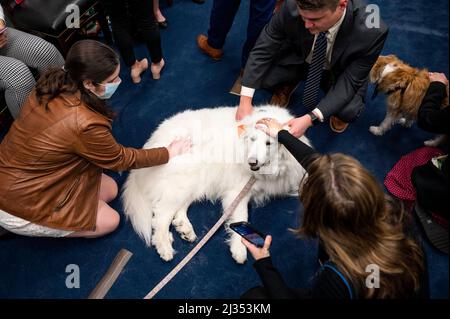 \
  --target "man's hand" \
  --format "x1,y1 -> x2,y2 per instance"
429,72 -> 449,86
241,235 -> 272,261
285,115 -> 313,138
236,95 -> 254,121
